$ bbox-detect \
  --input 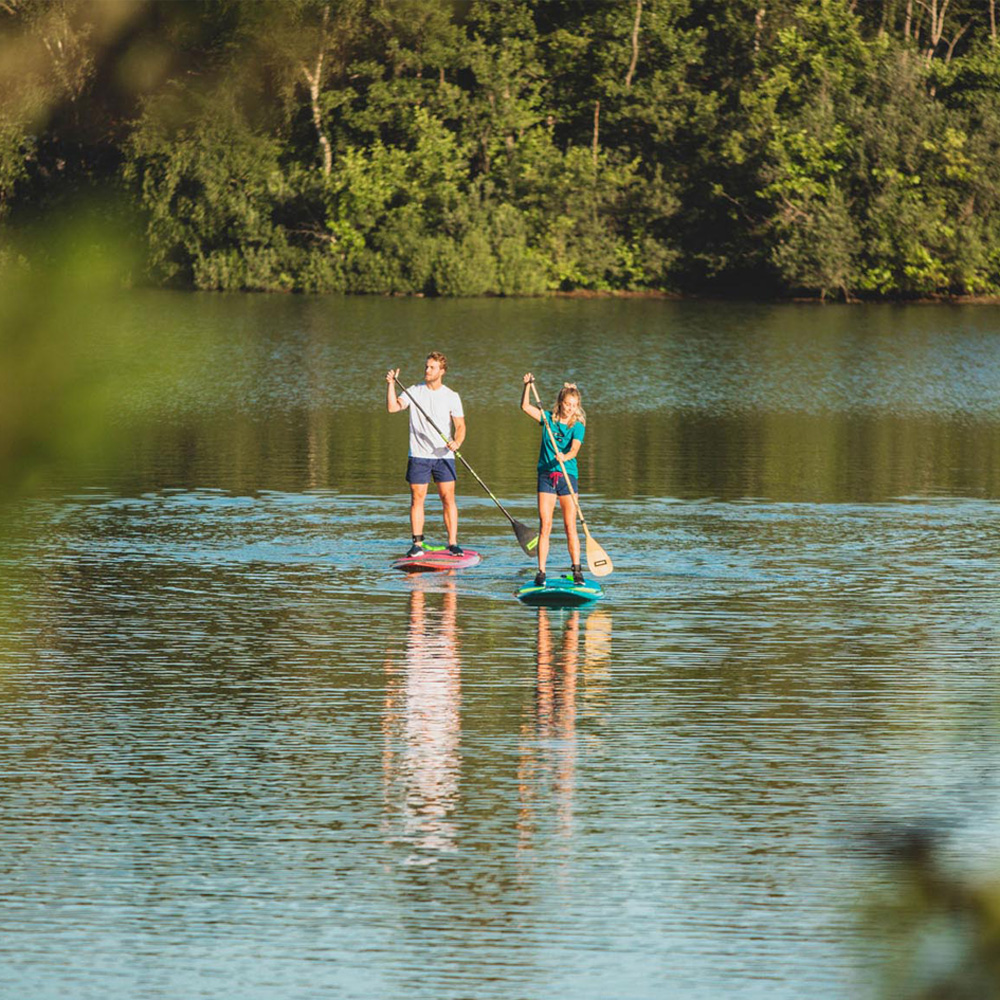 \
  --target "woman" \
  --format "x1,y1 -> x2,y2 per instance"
520,374 -> 586,586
